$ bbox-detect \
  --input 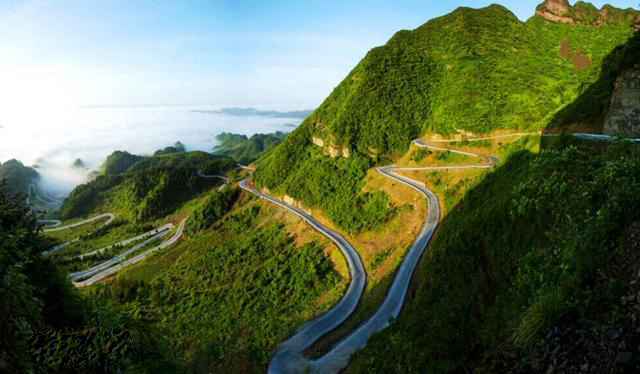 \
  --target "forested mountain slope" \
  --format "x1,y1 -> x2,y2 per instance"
0,159 -> 39,196
2,139 -> 348,372
212,132 -> 287,164
60,149 -> 236,222
252,1 -> 640,372
342,4 -> 640,372
254,2 -> 639,233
